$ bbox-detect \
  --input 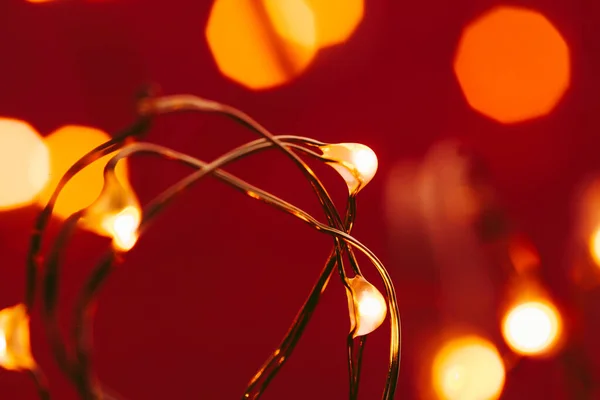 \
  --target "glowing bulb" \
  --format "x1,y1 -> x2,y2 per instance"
0,332 -> 6,357
346,275 -> 387,337
502,301 -> 561,356
432,335 -> 505,400
320,143 -> 378,194
205,0 -> 317,90
0,304 -> 36,371
84,173 -> 141,252
0,118 -> 50,210
101,205 -> 141,252
589,227 -> 600,267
